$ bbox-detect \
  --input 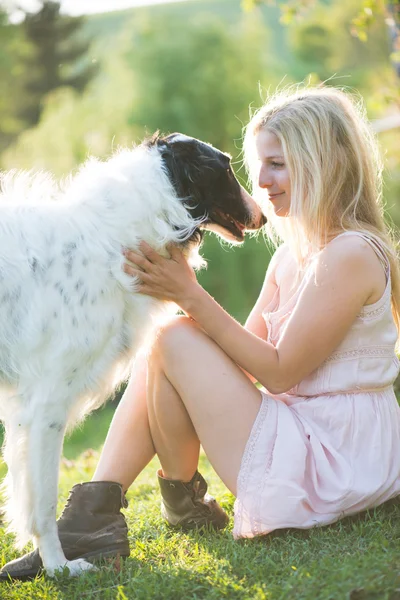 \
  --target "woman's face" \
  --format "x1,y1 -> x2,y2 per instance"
255,129 -> 291,217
